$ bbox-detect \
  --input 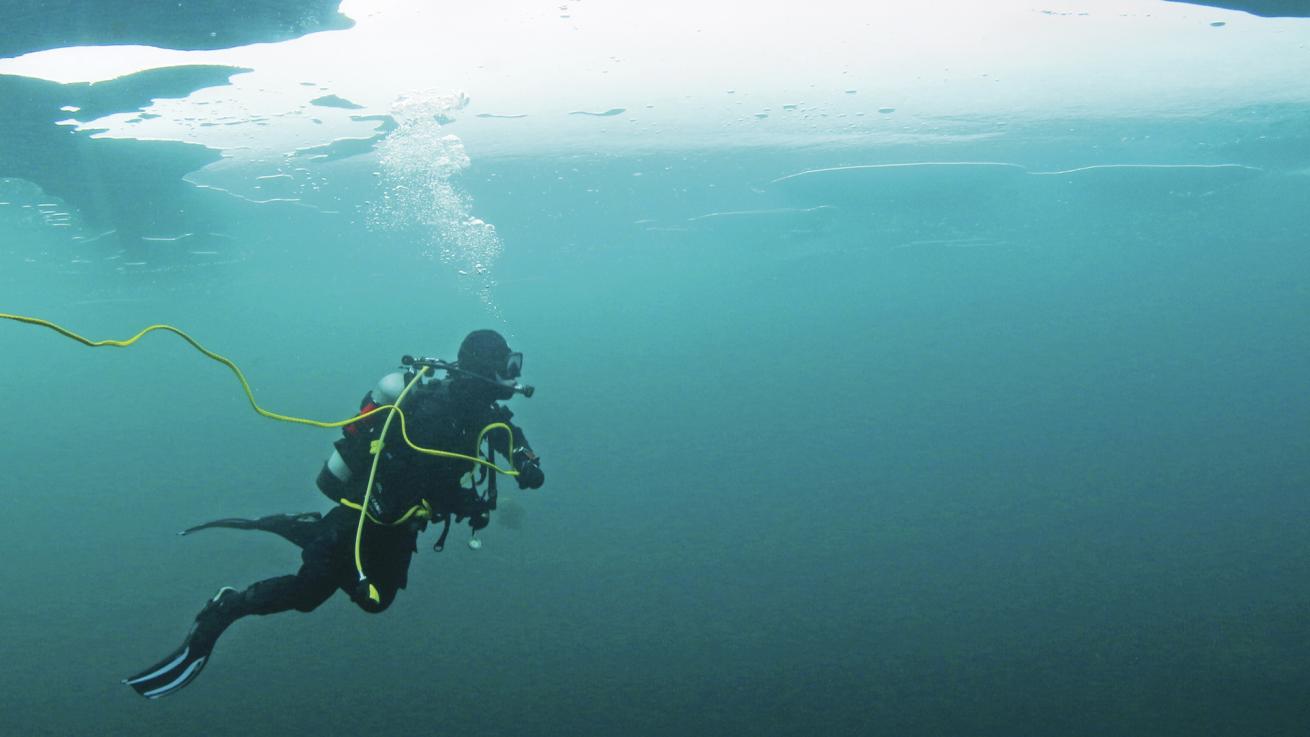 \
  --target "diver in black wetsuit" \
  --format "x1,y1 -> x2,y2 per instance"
125,330 -> 546,699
